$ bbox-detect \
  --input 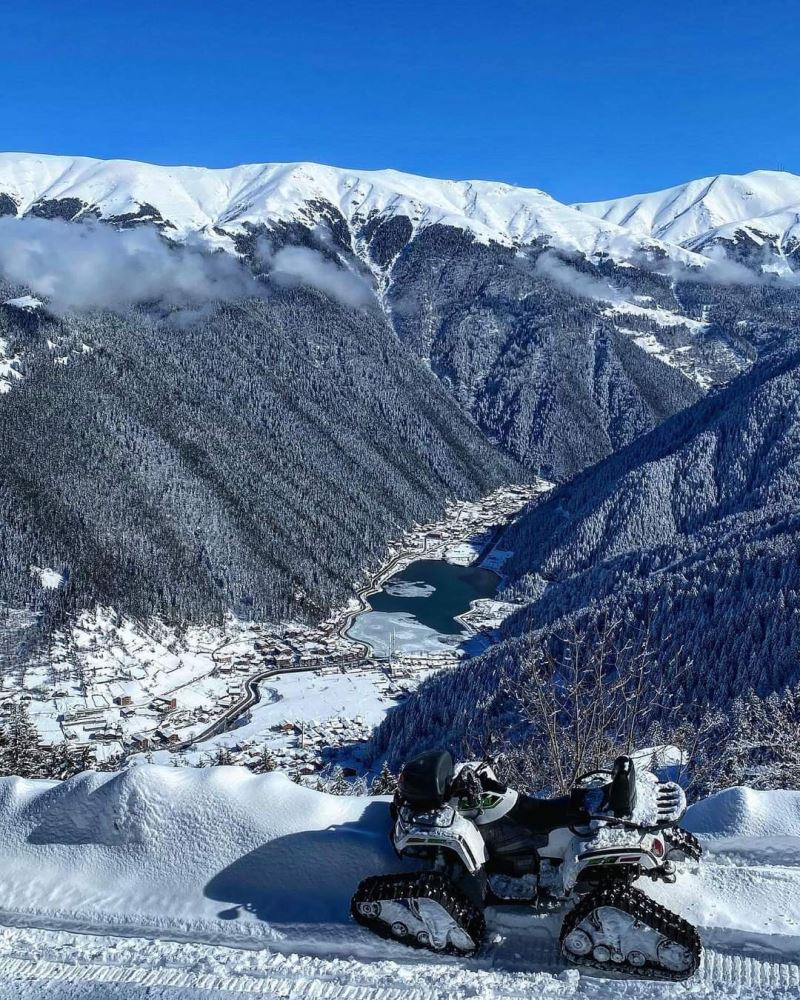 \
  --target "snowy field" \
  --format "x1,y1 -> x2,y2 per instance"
0,765 -> 797,998
157,666 -> 409,773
